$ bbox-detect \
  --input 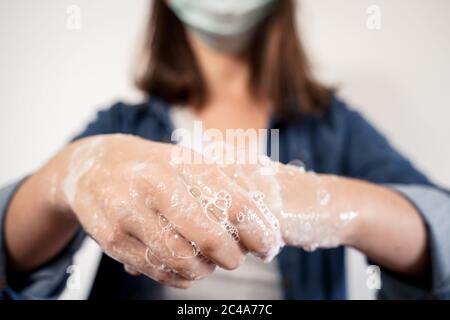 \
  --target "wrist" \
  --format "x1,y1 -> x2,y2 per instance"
334,178 -> 377,250
36,137 -> 101,223
339,207 -> 366,248
5,165 -> 80,271
35,160 -> 79,226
